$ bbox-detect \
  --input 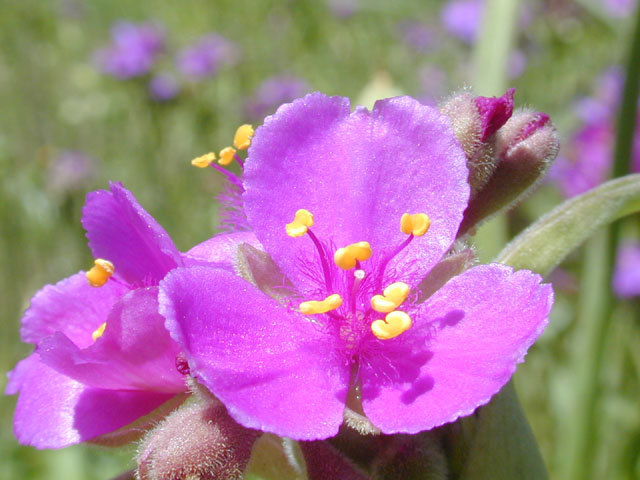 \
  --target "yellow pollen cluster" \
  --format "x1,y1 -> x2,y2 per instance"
371,283 -> 412,340
371,282 -> 410,313
233,124 -> 254,150
191,152 -> 216,168
300,294 -> 343,315
334,242 -> 372,270
400,213 -> 431,236
218,146 -> 236,166
371,311 -> 412,340
91,322 -> 107,342
286,209 -> 314,237
86,259 -> 114,287
199,124 -> 255,167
